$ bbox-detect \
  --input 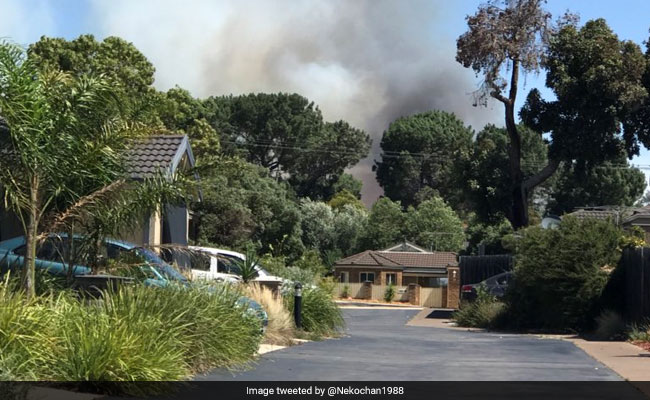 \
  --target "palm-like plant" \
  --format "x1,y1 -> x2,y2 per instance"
0,40 -> 186,296
232,248 -> 260,284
